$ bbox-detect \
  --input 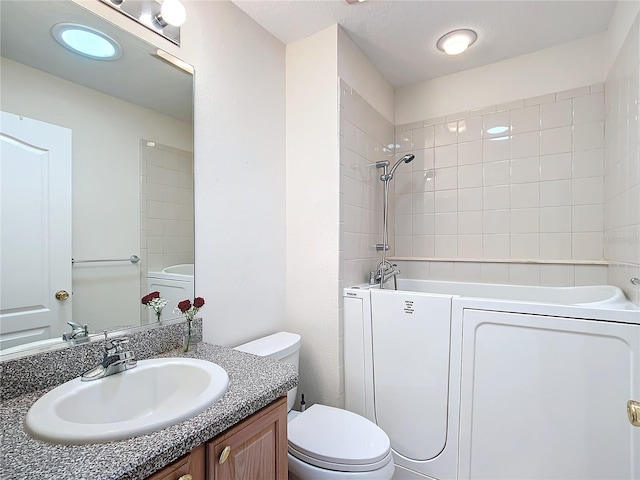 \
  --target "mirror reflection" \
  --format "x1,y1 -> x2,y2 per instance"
0,0 -> 194,356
